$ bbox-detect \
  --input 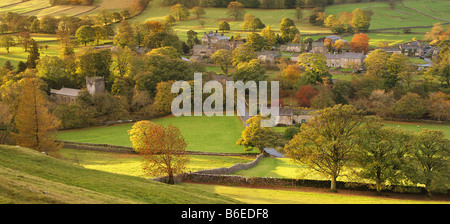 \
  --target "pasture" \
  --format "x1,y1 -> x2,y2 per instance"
273,121 -> 450,139
58,115 -> 247,153
60,148 -> 255,178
